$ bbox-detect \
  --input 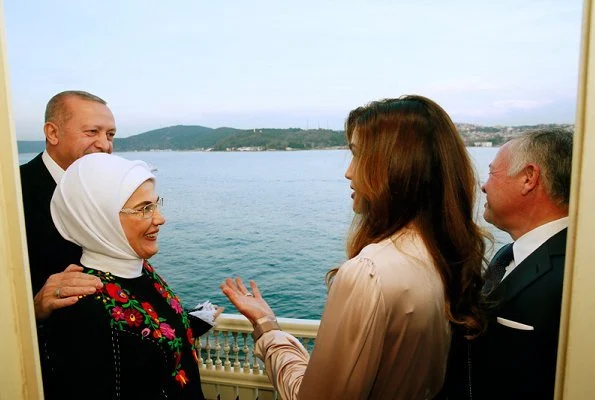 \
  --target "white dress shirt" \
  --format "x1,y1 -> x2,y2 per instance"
501,217 -> 569,282
42,150 -> 65,184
